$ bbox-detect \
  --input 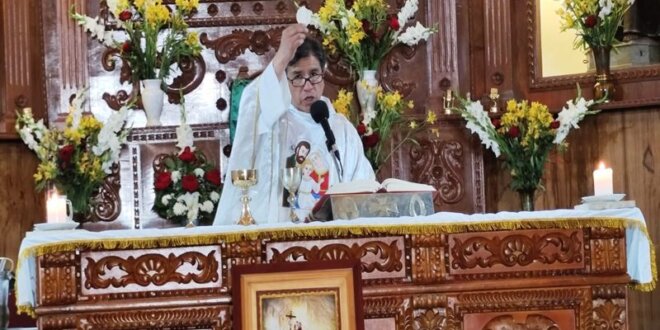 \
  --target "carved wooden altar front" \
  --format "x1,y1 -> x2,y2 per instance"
33,225 -> 629,329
